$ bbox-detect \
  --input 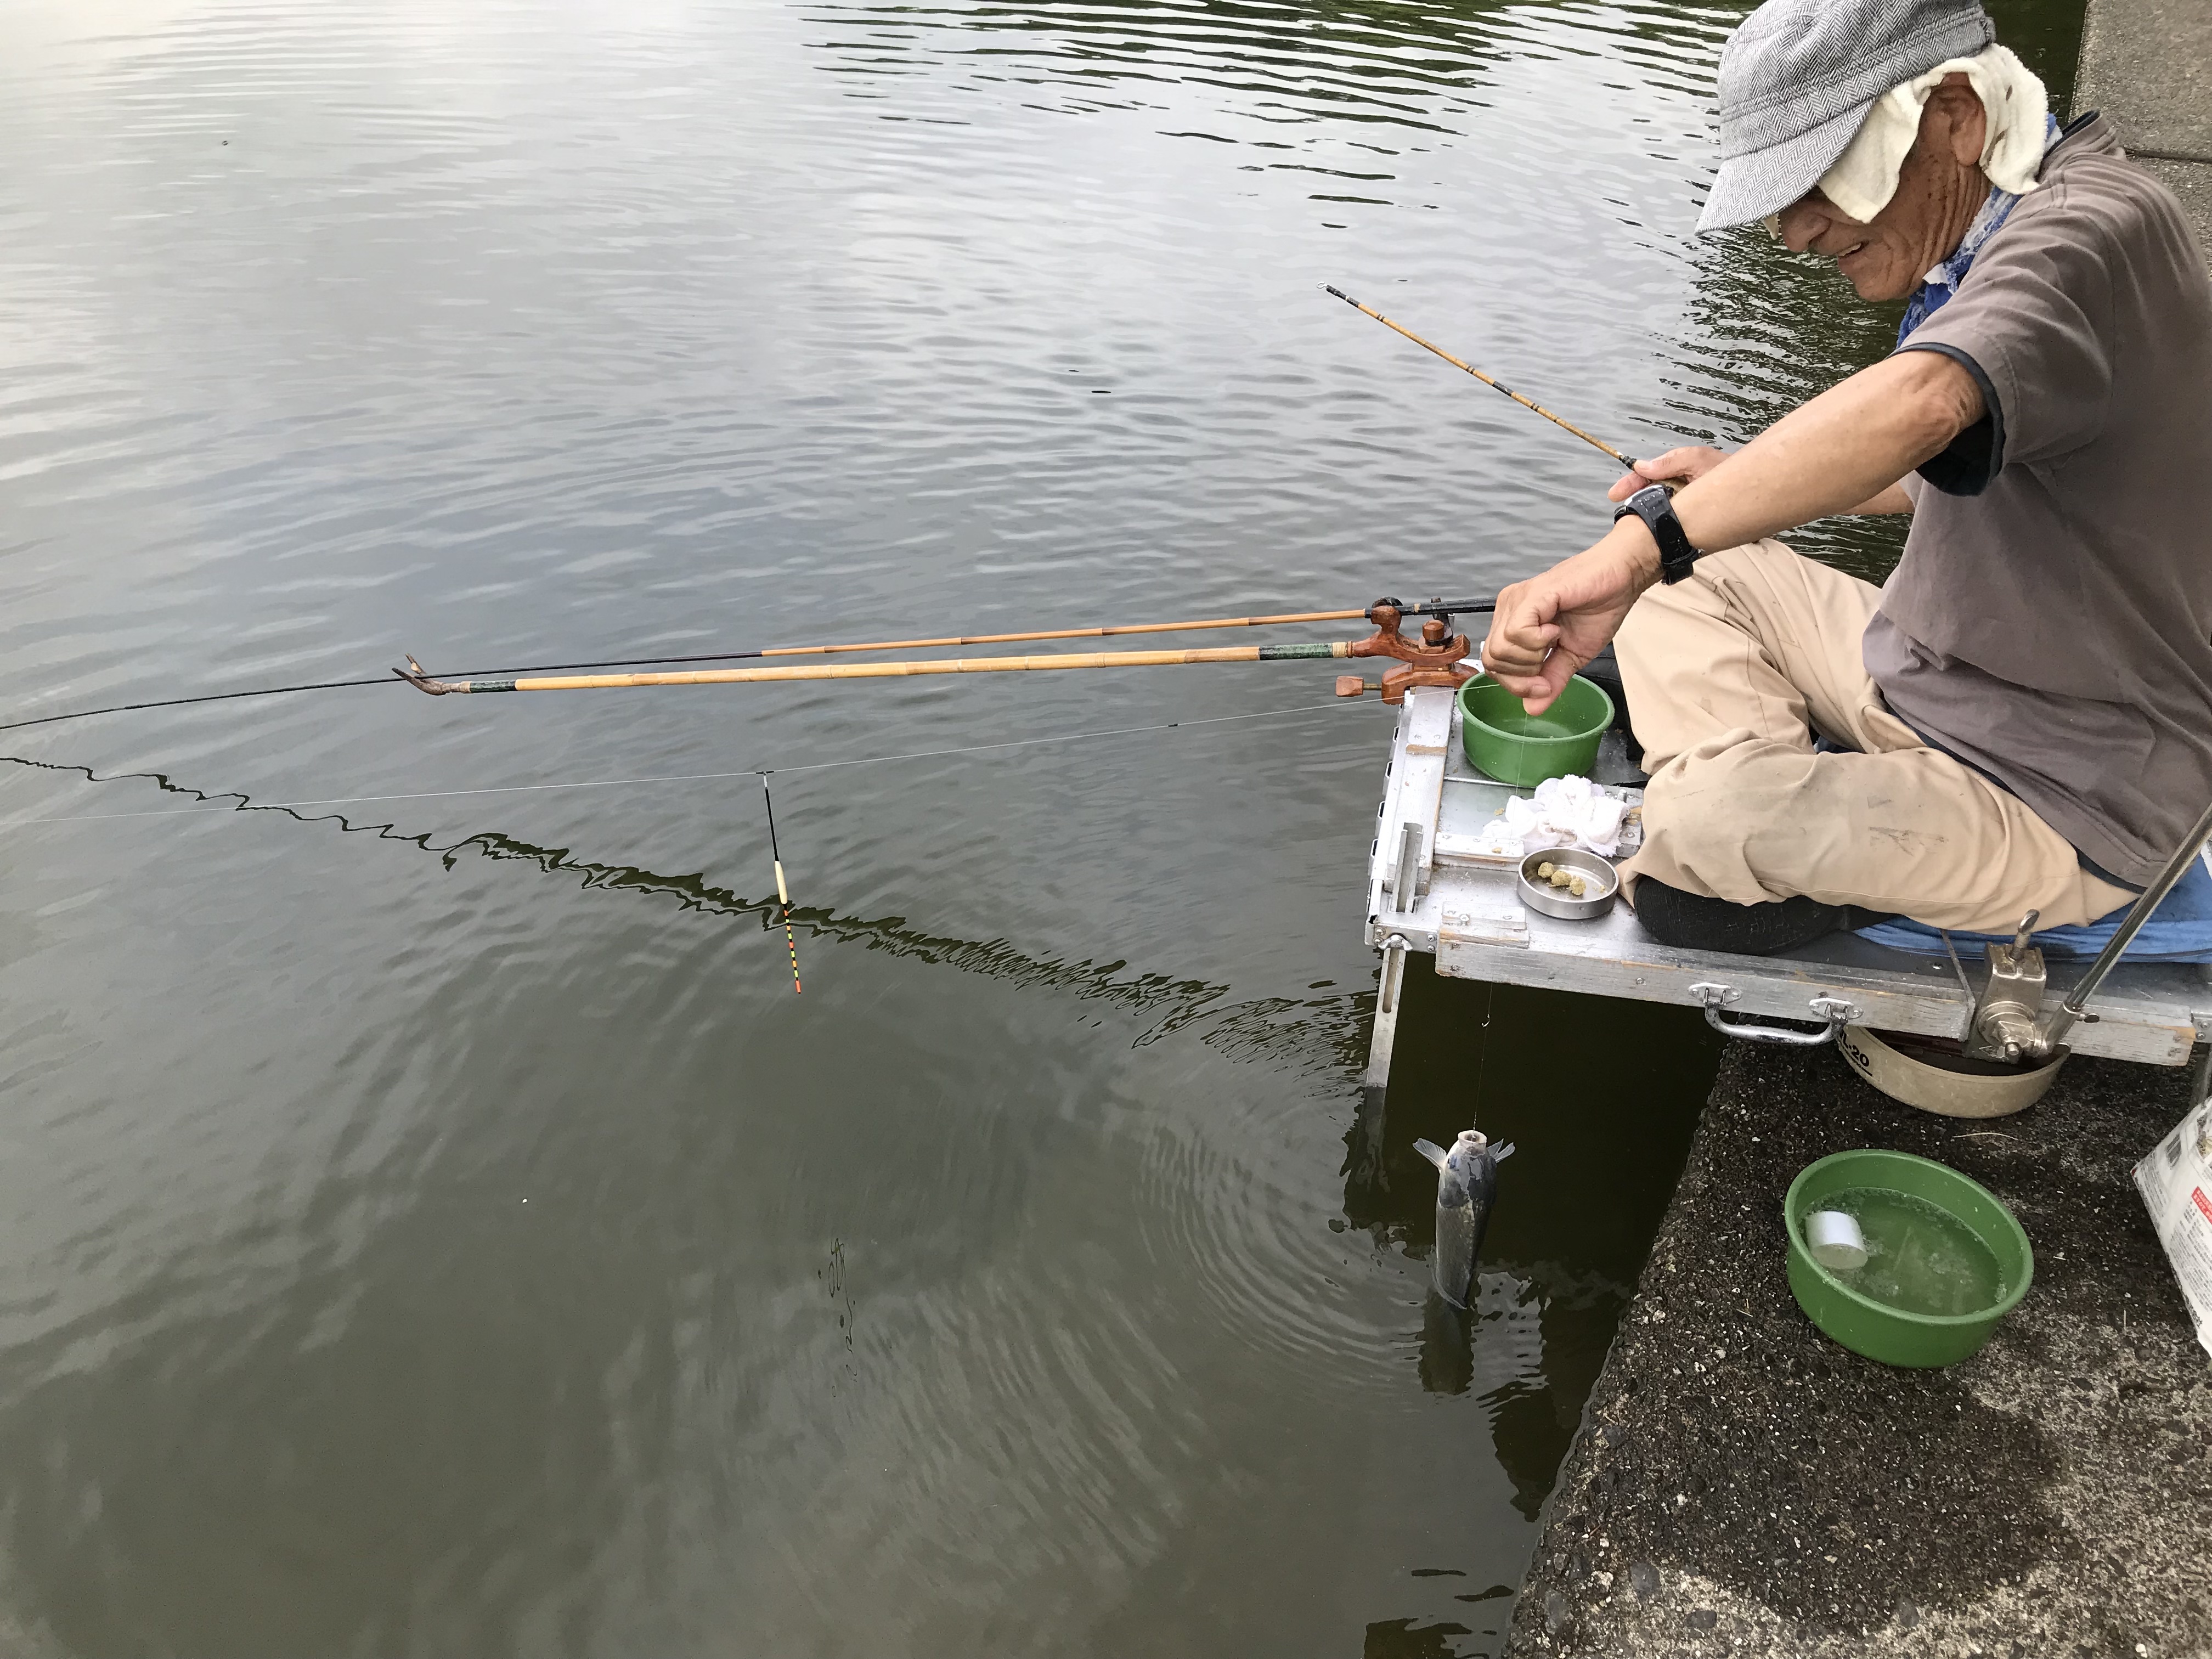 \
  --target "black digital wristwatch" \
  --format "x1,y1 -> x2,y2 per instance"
1613,483 -> 1700,584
